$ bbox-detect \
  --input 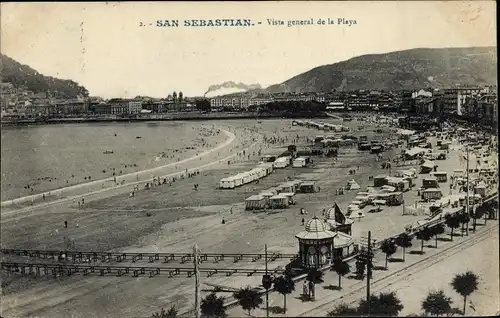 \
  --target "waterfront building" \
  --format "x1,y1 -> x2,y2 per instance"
210,96 -> 250,110
441,87 -> 482,115
93,103 -> 112,115
128,101 -> 143,114
248,97 -> 273,107
110,102 -> 129,115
